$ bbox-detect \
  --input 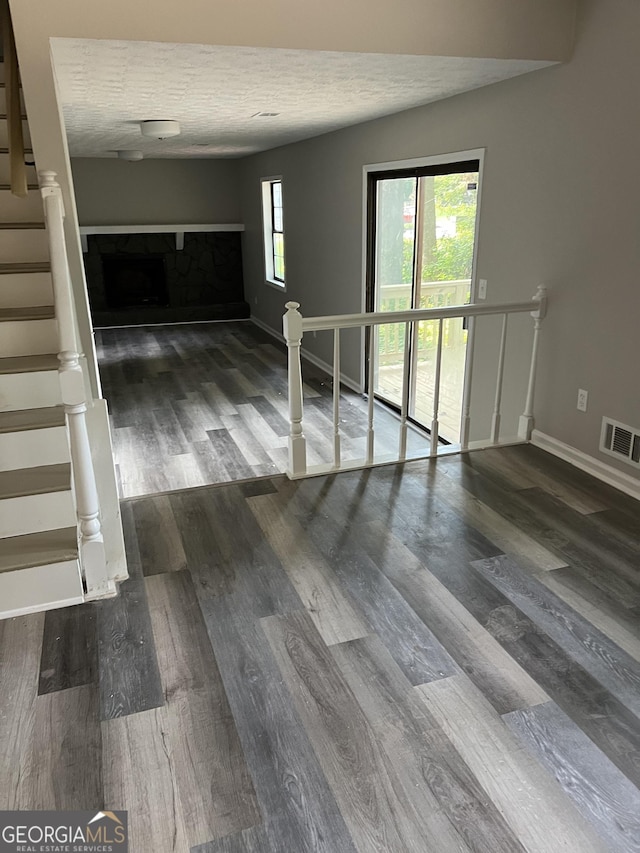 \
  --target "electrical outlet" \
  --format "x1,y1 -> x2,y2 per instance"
478,279 -> 487,300
577,389 -> 588,412
254,296 -> 258,305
